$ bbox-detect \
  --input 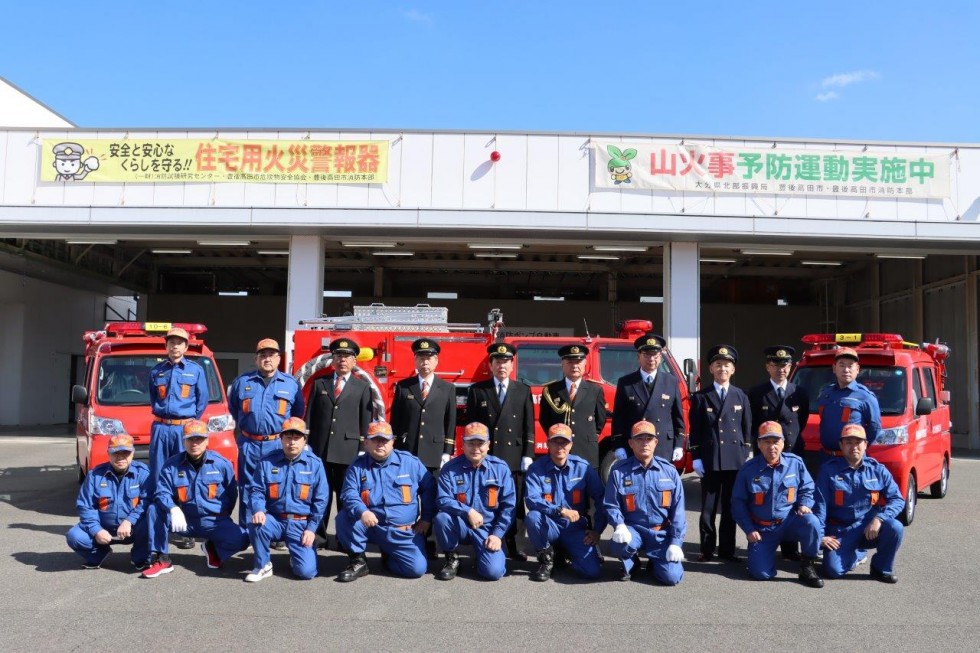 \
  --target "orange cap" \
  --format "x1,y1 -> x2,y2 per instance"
182,419 -> 209,439
107,434 -> 135,453
630,420 -> 658,438
757,421 -> 784,439
280,416 -> 308,436
256,338 -> 280,353
165,327 -> 189,342
547,423 -> 574,440
835,347 -> 859,361
840,423 -> 867,440
463,422 -> 490,441
366,421 -> 394,439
